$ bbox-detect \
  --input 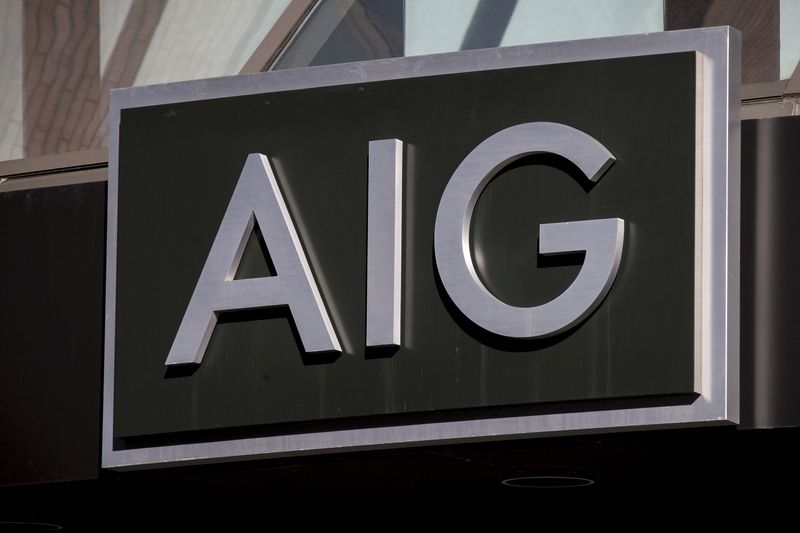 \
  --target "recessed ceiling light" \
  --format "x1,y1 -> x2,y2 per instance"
0,522 -> 63,531
501,475 -> 595,488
